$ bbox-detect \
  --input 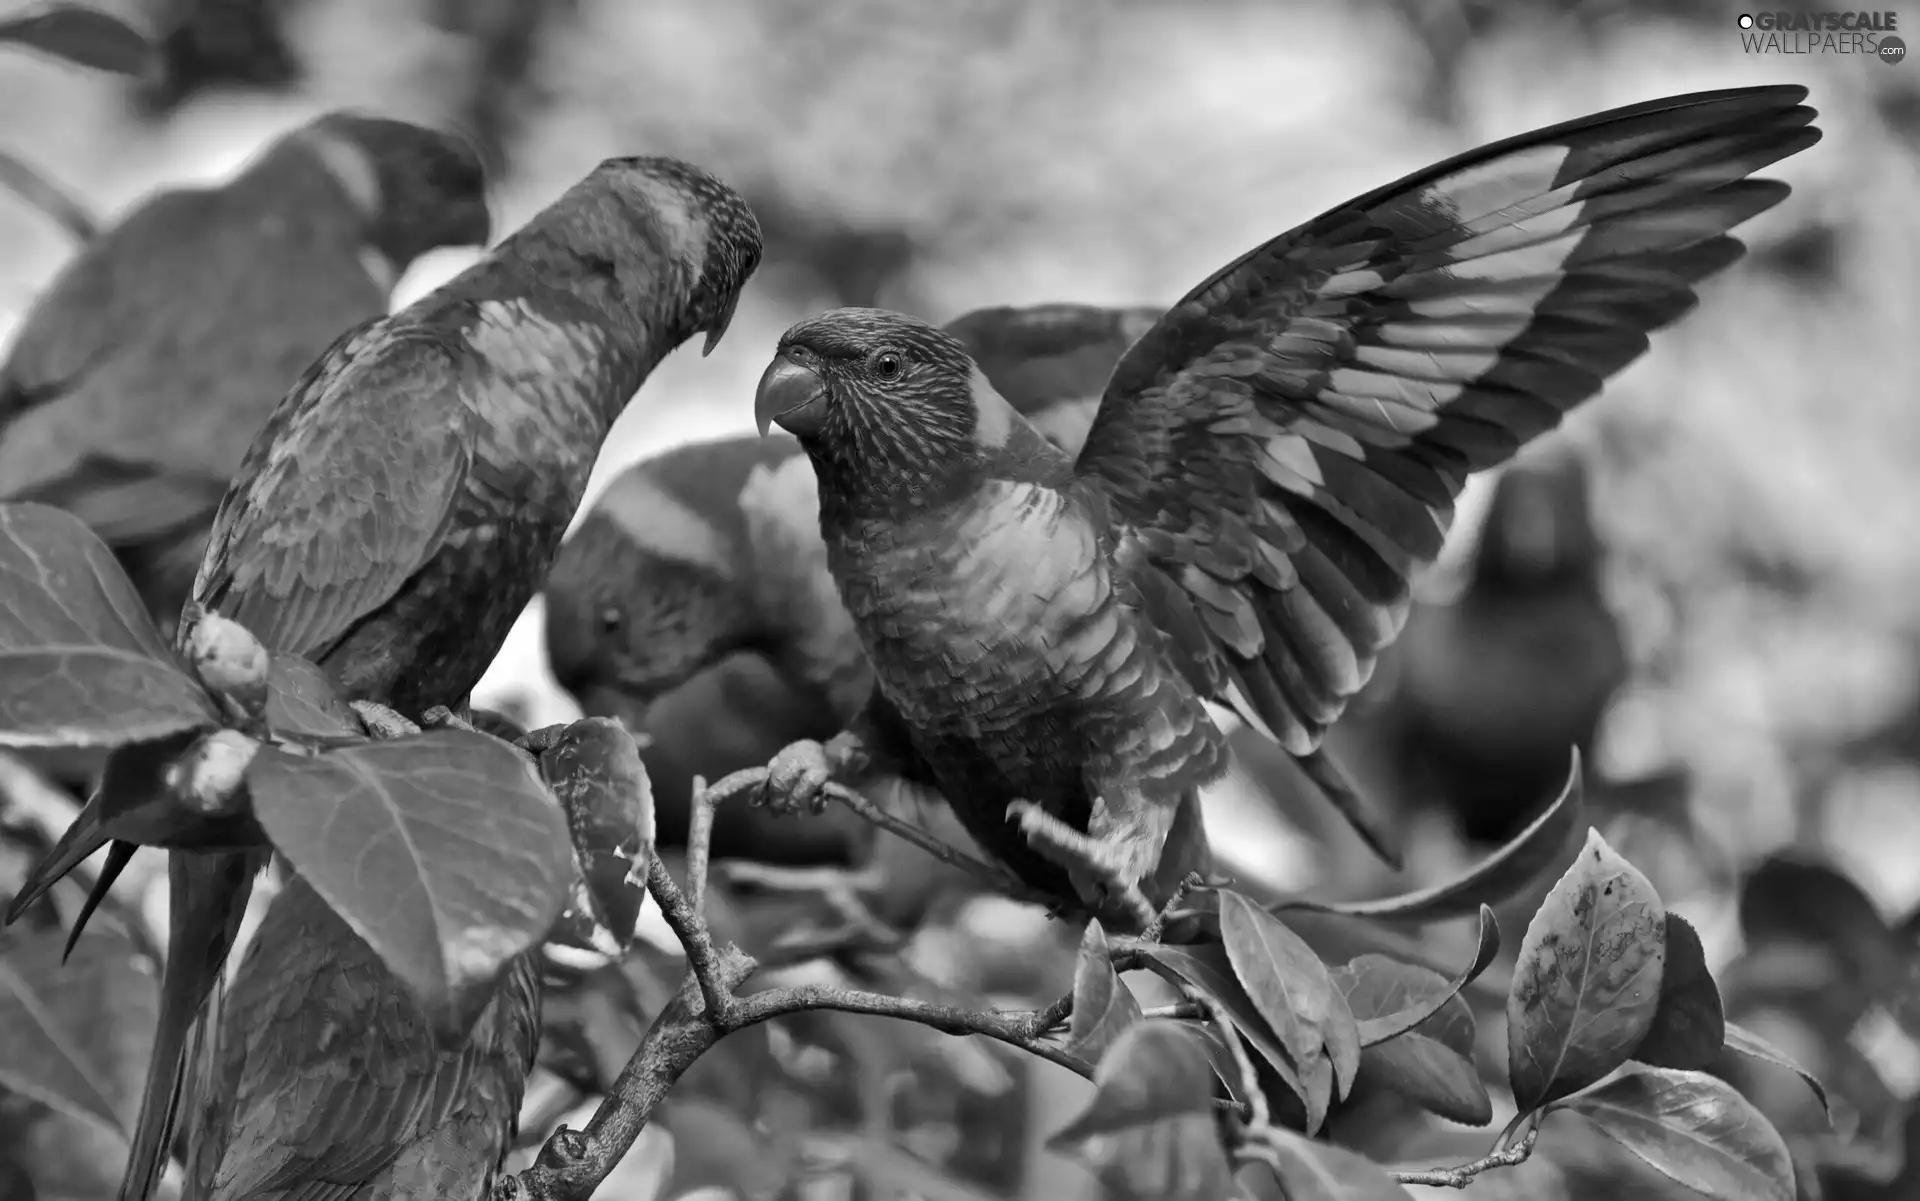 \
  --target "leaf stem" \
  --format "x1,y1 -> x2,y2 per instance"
1388,1121 -> 1540,1189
